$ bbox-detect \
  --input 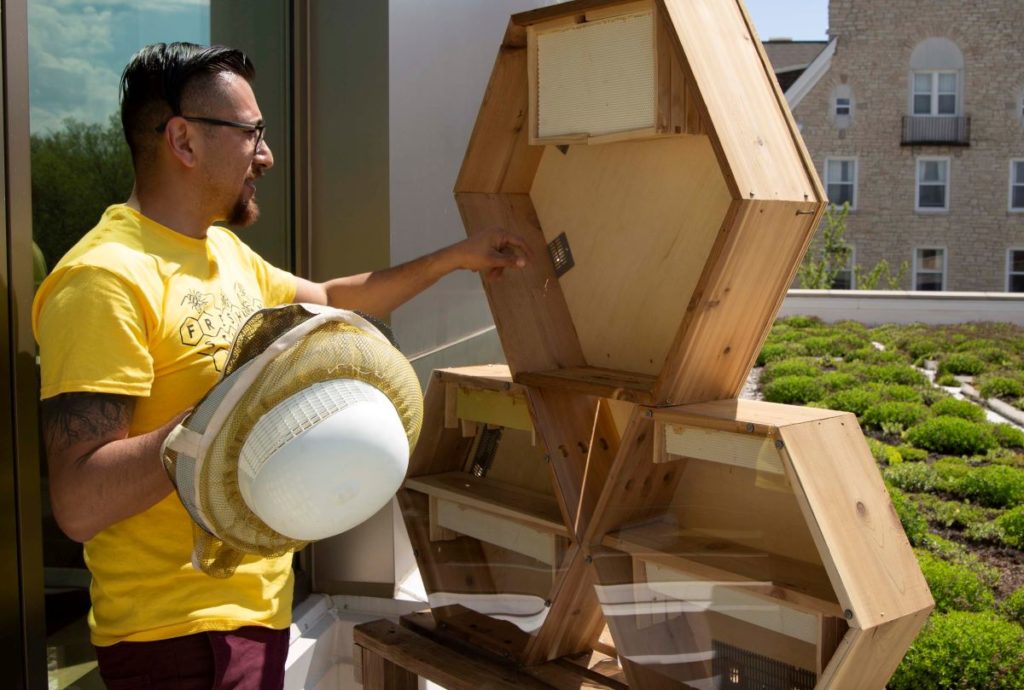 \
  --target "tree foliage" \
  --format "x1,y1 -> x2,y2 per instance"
31,114 -> 134,269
